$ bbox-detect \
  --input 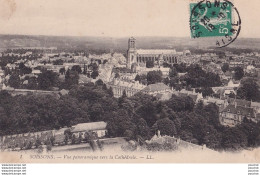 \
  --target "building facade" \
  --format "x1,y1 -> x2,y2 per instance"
219,104 -> 257,127
127,37 -> 179,69
106,78 -> 147,98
